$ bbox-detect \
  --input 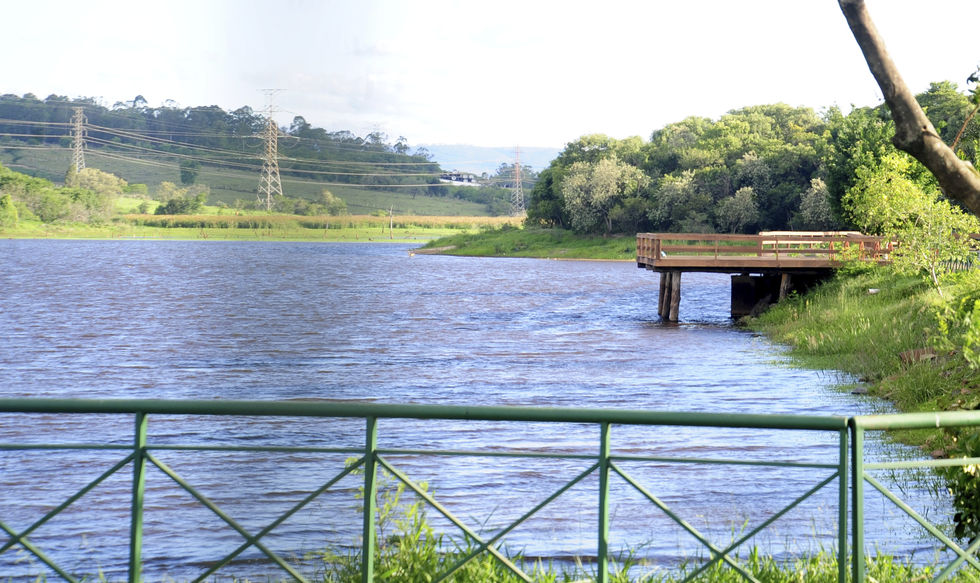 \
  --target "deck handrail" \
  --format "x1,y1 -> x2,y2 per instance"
637,232 -> 895,269
0,399 -> 977,582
